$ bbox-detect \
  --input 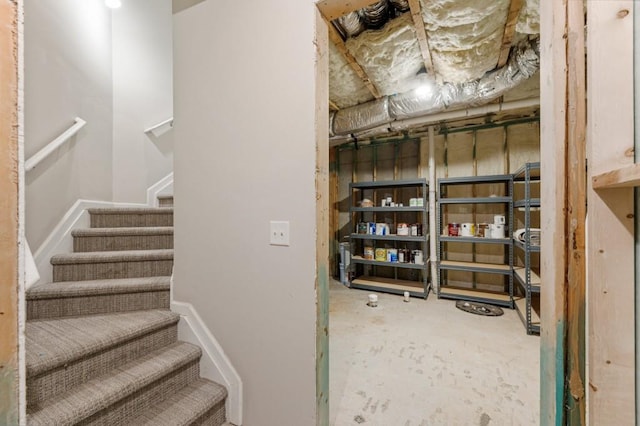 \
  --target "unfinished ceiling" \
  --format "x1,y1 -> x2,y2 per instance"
323,0 -> 540,140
